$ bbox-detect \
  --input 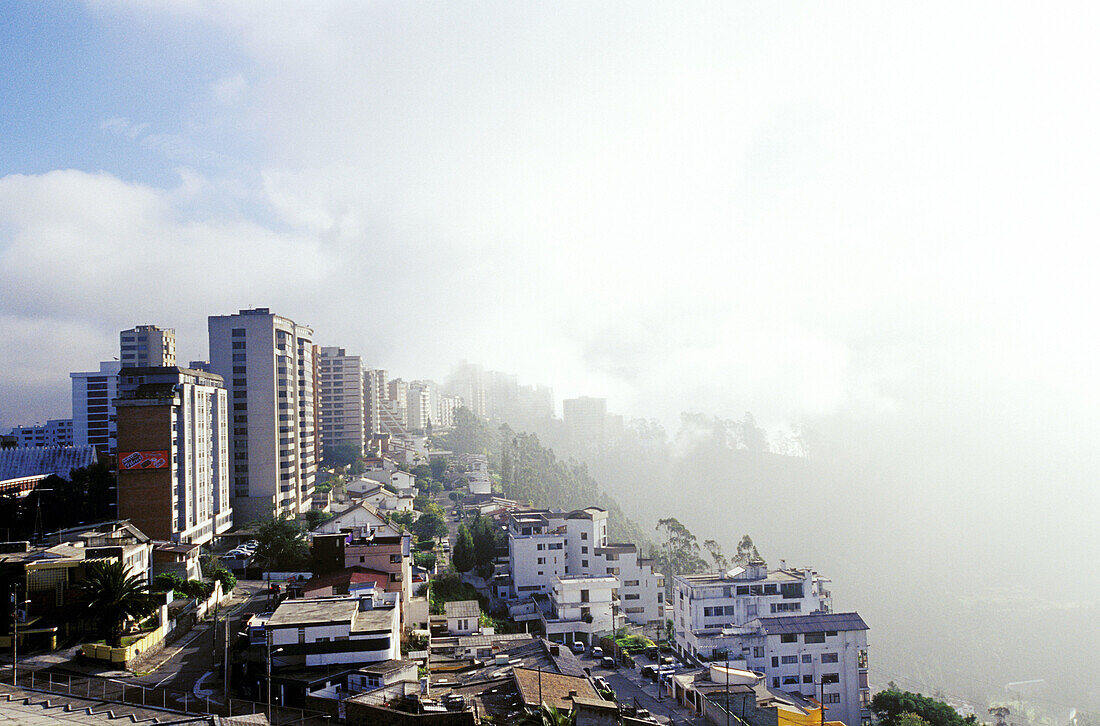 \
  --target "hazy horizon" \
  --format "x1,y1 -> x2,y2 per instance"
2,2 -> 1098,714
